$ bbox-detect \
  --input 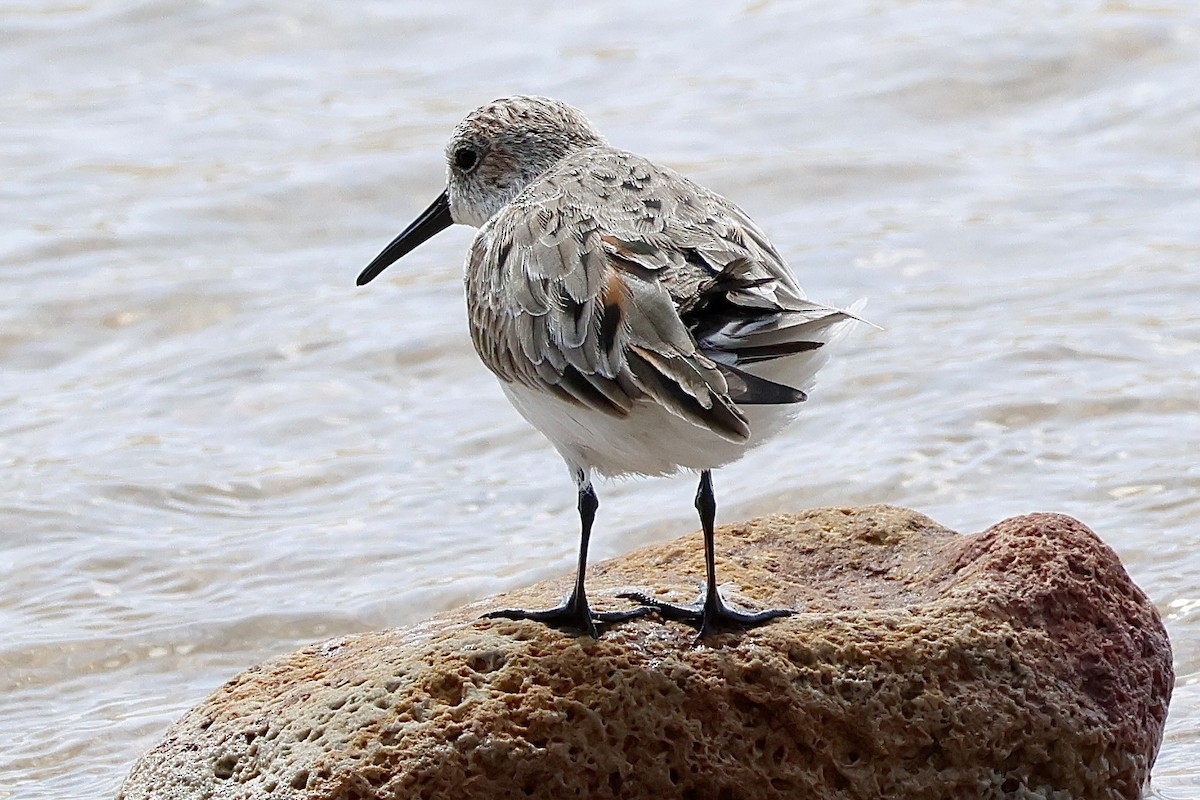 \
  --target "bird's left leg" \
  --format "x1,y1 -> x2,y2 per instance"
484,470 -> 652,638
621,470 -> 793,640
